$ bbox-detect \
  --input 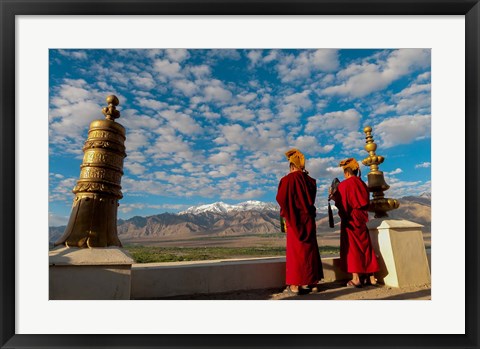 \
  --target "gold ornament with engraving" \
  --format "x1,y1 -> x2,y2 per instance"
55,95 -> 127,248
362,126 -> 399,218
